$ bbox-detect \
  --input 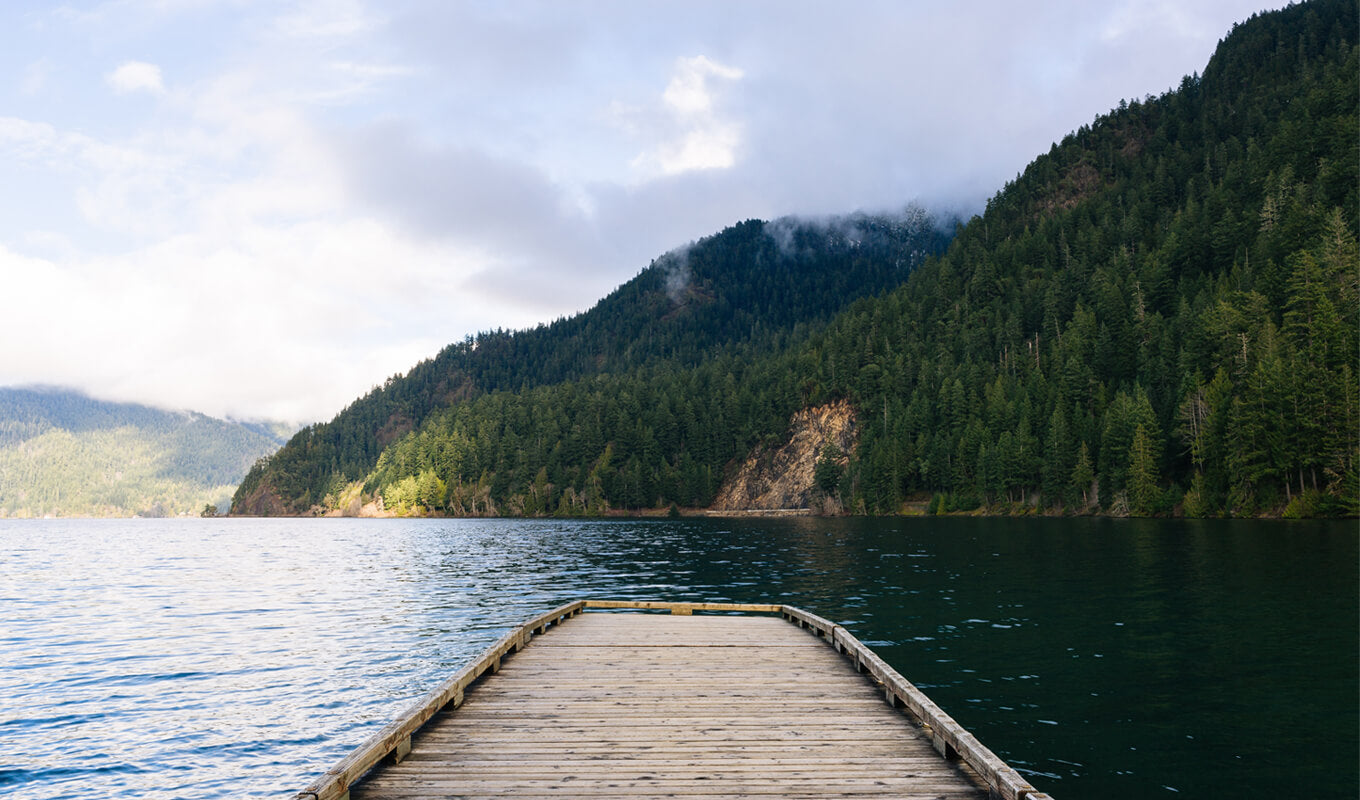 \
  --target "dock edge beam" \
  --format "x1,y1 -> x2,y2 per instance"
779,604 -> 1050,800
289,600 -> 587,800
289,599 -> 1051,800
